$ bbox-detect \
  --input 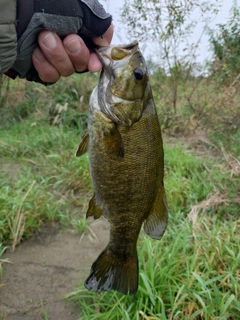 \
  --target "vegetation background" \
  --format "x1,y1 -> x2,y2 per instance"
0,0 -> 239,319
